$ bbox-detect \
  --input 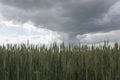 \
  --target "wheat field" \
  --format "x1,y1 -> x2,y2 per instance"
0,42 -> 120,80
